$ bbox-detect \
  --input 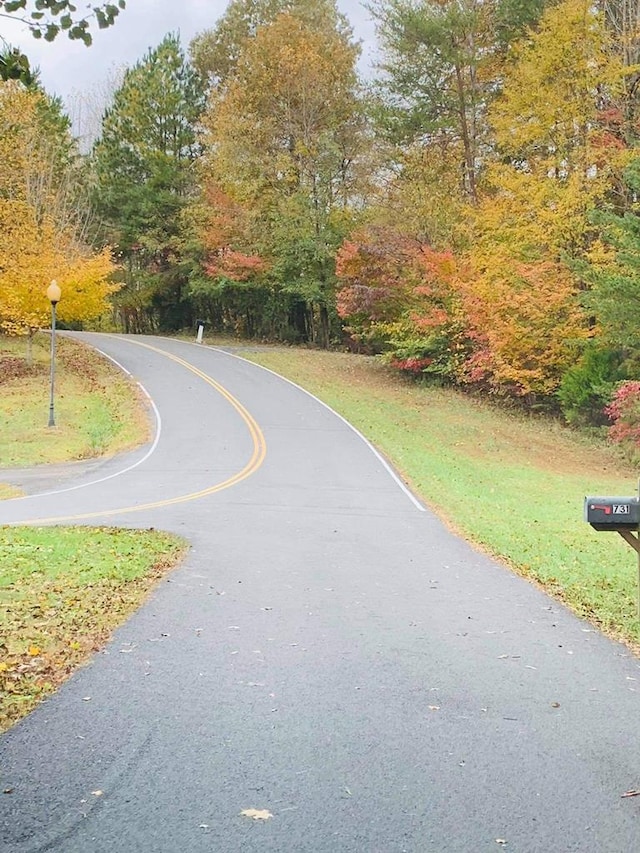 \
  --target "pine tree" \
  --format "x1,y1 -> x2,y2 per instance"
92,33 -> 205,331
